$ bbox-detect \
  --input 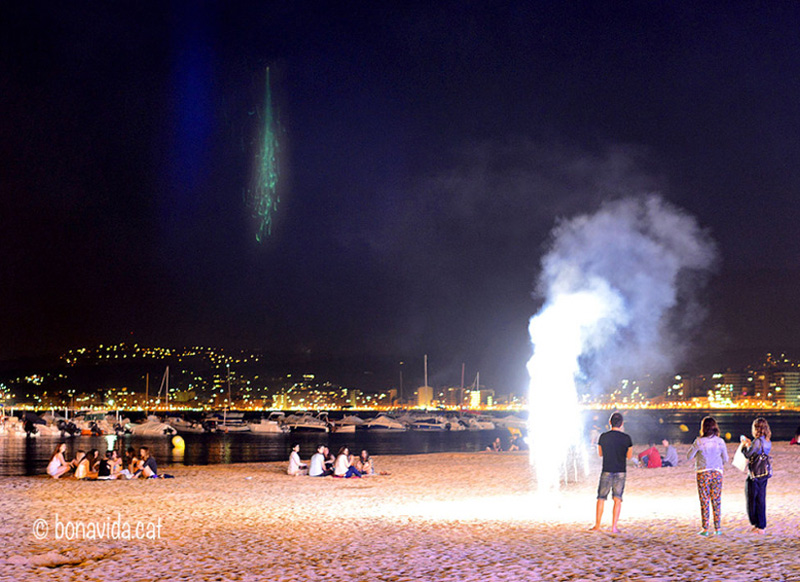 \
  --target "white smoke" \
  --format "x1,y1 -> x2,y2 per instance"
528,195 -> 717,492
